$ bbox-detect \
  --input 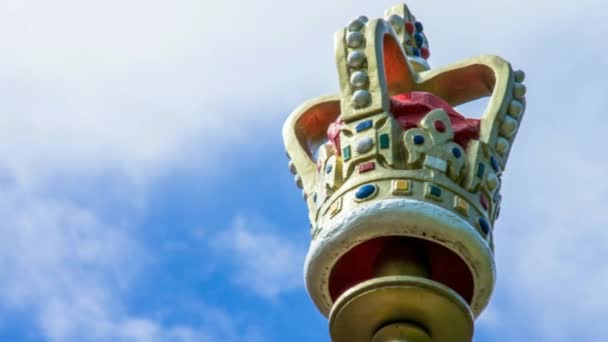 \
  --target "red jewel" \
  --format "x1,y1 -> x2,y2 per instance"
434,120 -> 446,132
480,194 -> 489,210
421,47 -> 430,59
405,22 -> 415,34
359,161 -> 376,173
